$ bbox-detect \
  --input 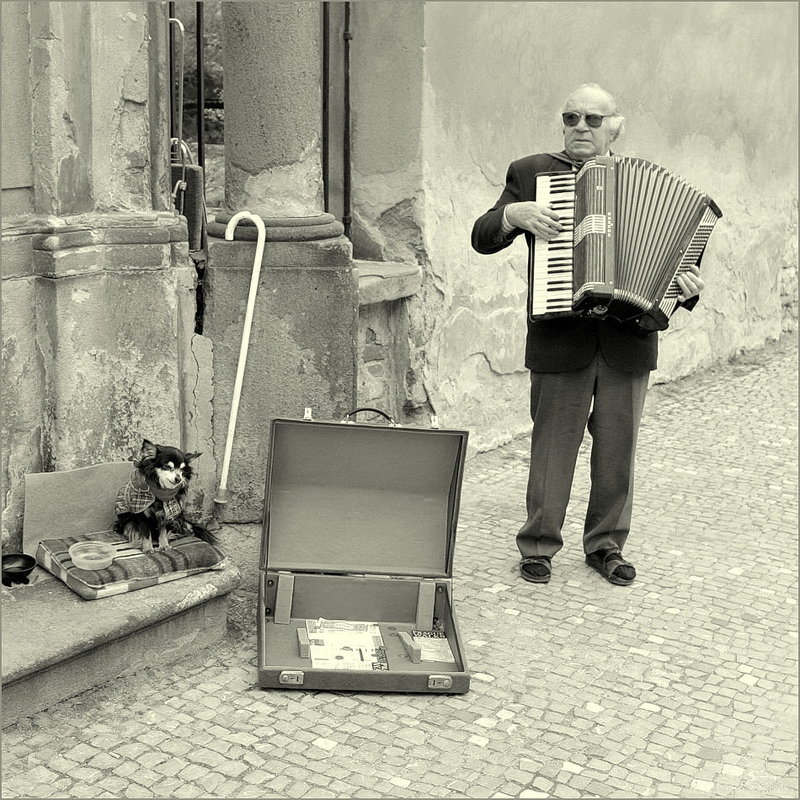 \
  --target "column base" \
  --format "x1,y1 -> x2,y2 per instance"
208,211 -> 344,242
